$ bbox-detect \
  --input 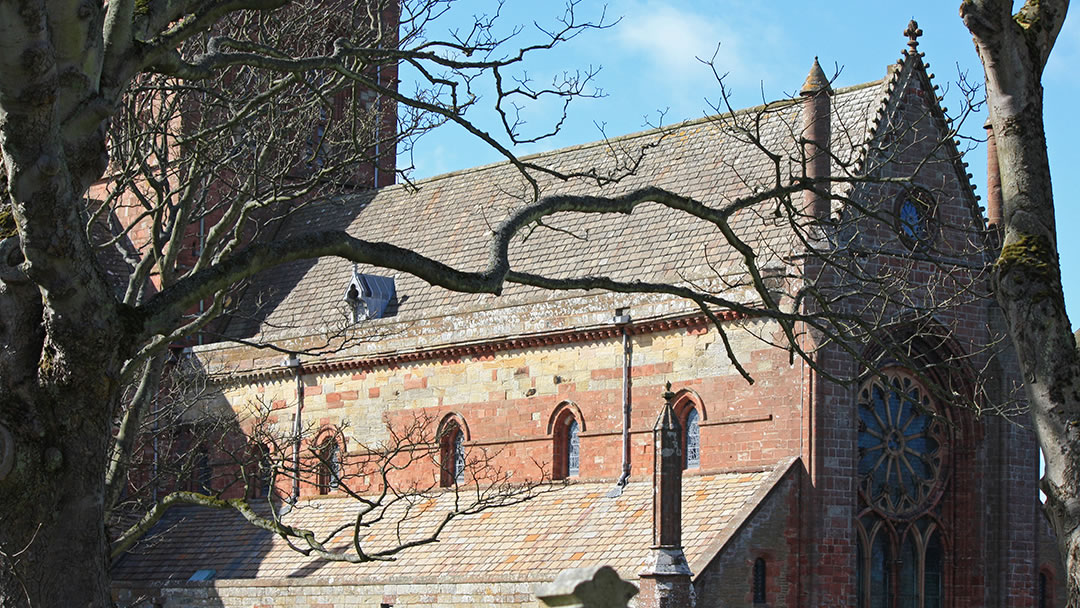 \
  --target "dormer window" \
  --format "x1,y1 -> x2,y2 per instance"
343,268 -> 396,322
